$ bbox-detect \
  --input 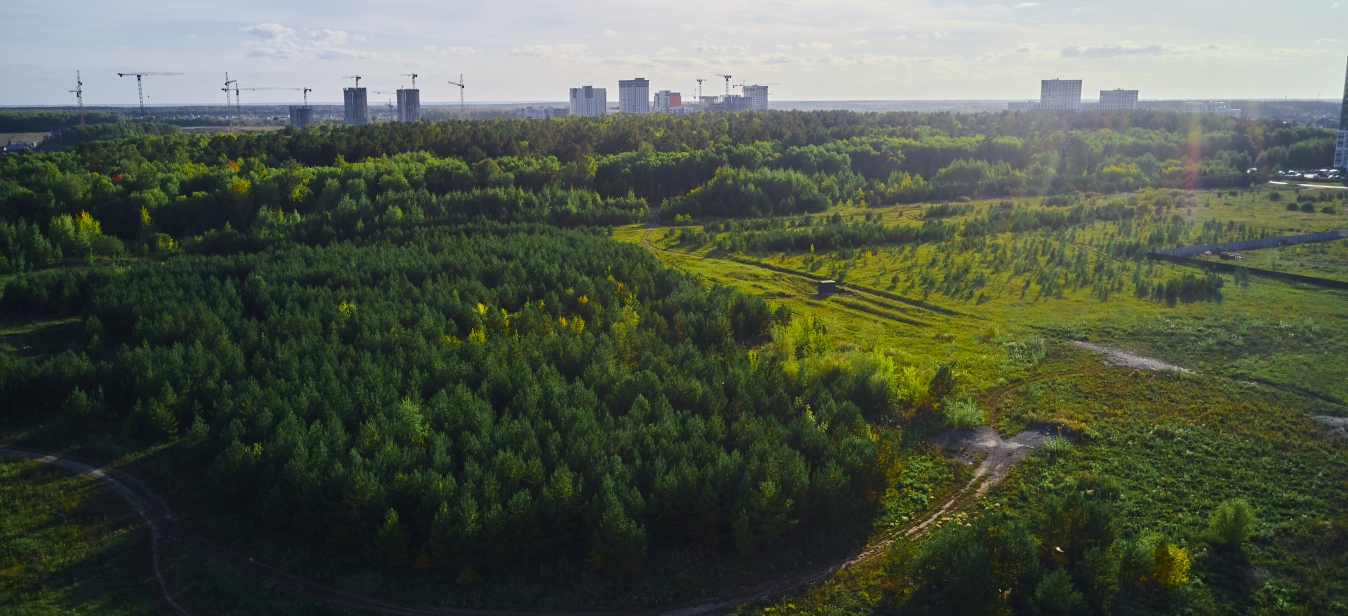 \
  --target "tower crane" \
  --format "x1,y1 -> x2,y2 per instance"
222,73 -> 238,131
715,74 -> 733,97
69,71 -> 84,125
117,72 -> 184,116
447,75 -> 465,119
400,73 -> 418,89
368,91 -> 397,121
696,78 -> 706,100
342,75 -> 362,88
